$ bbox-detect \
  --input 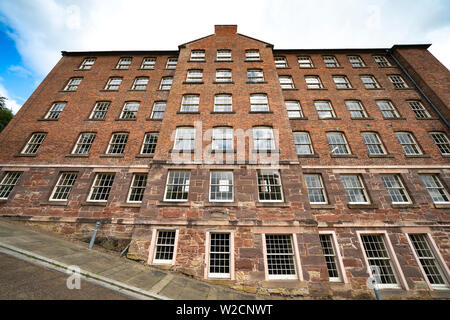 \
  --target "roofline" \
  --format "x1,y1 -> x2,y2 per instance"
61,50 -> 179,57
273,44 -> 431,54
